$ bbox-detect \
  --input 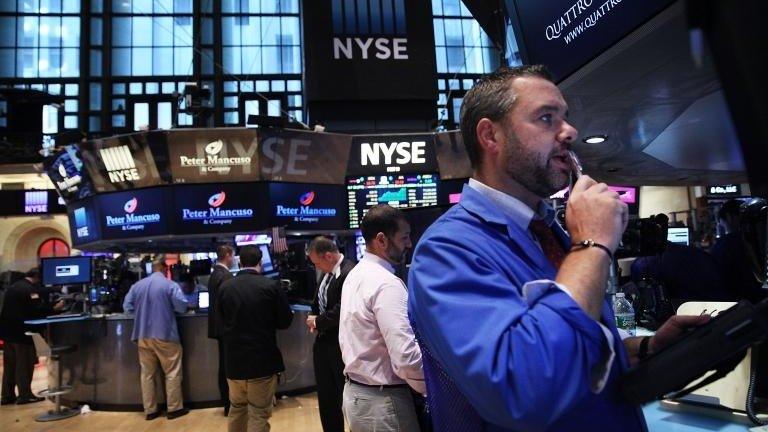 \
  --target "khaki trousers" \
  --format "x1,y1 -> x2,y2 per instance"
227,375 -> 278,432
137,338 -> 183,414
